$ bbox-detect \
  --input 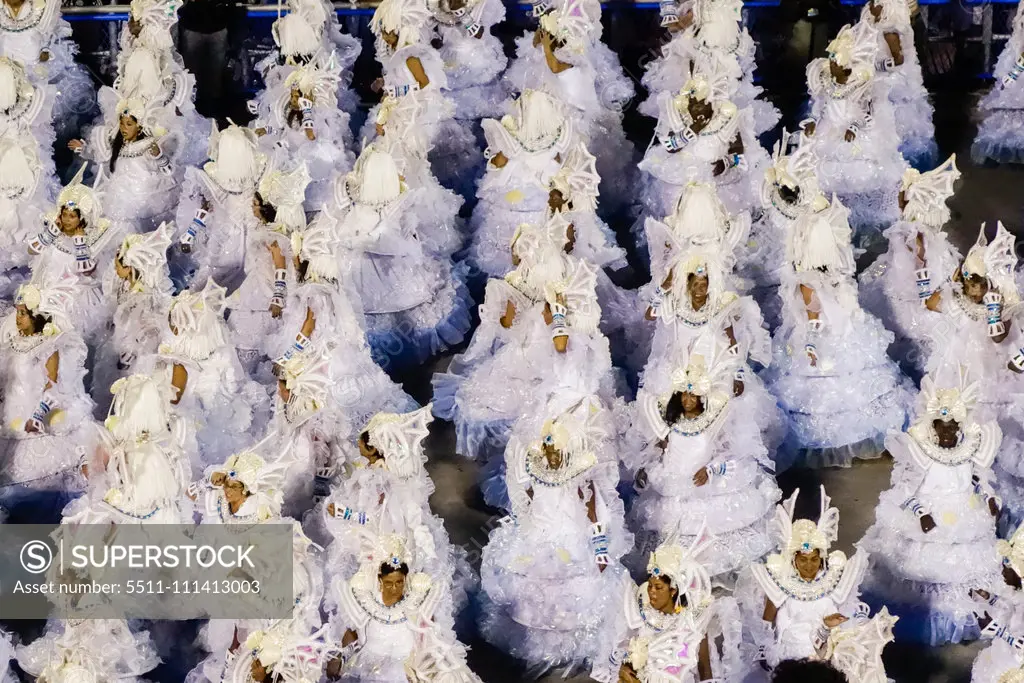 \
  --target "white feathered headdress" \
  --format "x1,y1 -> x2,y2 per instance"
292,216 -> 339,282
667,330 -> 738,400
14,280 -> 77,332
51,164 -> 111,232
362,404 -> 433,478
0,131 -> 40,200
0,56 -> 32,113
283,51 -> 341,102
538,0 -> 600,55
500,89 -> 568,152
214,433 -> 293,521
105,369 -> 175,443
277,342 -> 333,424
239,624 -> 330,683
371,0 -> 432,50
961,221 -> 1019,305
550,142 -> 600,212
272,10 -> 324,60
900,154 -> 959,228
118,221 -> 173,292
161,279 -> 229,361
644,527 -> 714,608
826,21 -> 878,76
510,211 -> 570,265
787,194 -> 855,275
129,0 -> 182,49
693,0 -> 742,49
769,486 -> 841,558
205,123 -> 268,194
667,181 -> 748,249
913,357 -> 979,427
114,46 -> 167,103
345,146 -> 407,207
543,259 -> 601,334
168,279 -> 227,337
761,130 -> 827,217
258,161 -> 311,233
